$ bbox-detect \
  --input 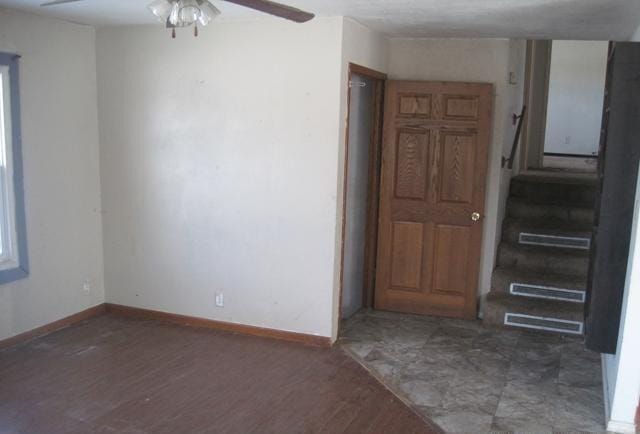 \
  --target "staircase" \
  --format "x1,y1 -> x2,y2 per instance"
483,173 -> 597,335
